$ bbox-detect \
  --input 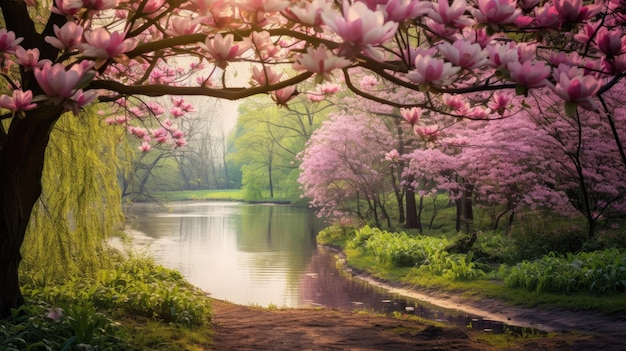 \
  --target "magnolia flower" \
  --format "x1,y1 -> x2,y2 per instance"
166,16 -> 202,36
34,62 -> 94,98
251,65 -> 283,86
438,40 -> 488,69
272,86 -> 298,105
486,43 -> 519,69
321,0 -> 398,60
51,0 -> 82,18
471,0 -> 520,29
289,0 -> 333,27
441,93 -> 469,111
385,149 -> 401,162
138,141 -> 152,152
596,28 -> 626,57
293,44 -> 351,81
407,55 -> 460,87
488,91 -> 513,113
428,0 -> 474,27
0,29 -> 23,53
553,0 -> 601,23
383,0 -> 431,22
15,48 -> 50,69
551,63 -> 602,114
202,34 -> 251,68
508,60 -> 551,88
400,107 -> 422,125
45,22 -> 83,51
82,28 -> 138,65
0,89 -> 37,112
